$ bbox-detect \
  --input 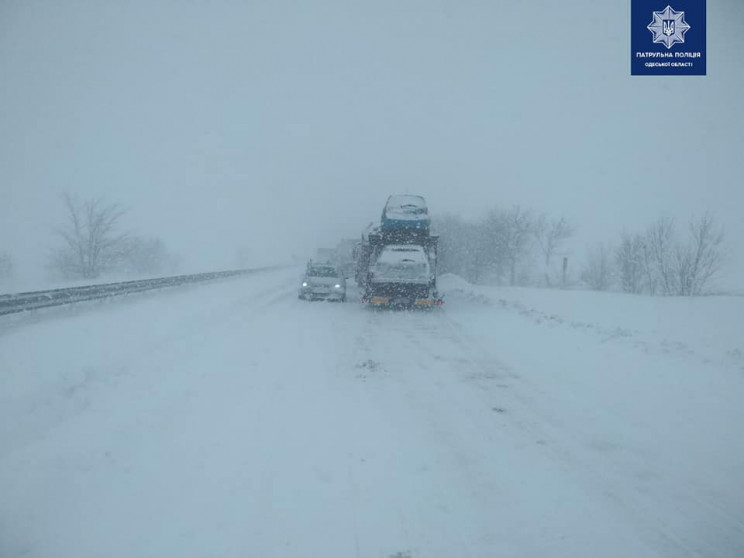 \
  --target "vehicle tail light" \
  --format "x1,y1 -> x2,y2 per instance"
436,299 -> 443,306
361,297 -> 368,303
